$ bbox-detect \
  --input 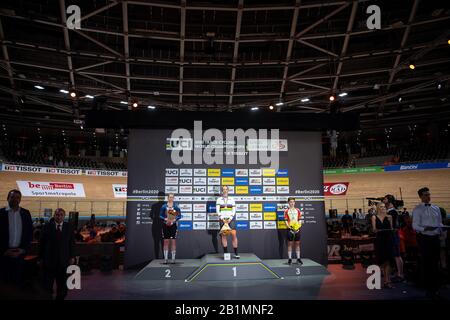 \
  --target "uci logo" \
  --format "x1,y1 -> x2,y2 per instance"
166,138 -> 193,150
